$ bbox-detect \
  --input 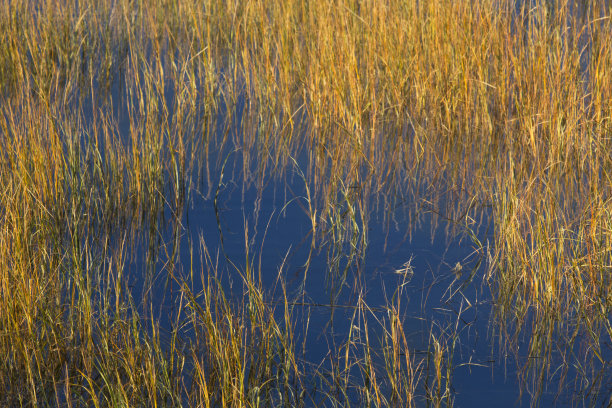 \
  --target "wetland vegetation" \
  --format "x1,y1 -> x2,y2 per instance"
0,0 -> 611,406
